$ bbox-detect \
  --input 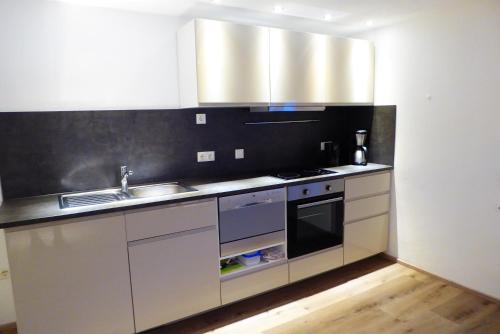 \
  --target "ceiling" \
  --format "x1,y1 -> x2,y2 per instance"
51,0 -> 455,35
